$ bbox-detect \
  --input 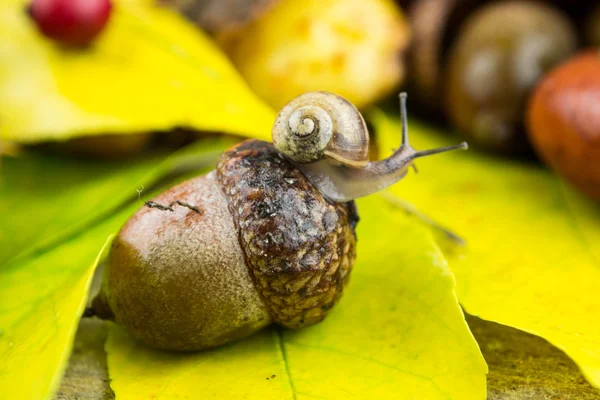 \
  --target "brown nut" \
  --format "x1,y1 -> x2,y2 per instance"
444,1 -> 577,154
90,91 -> 467,351
527,51 -> 600,200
